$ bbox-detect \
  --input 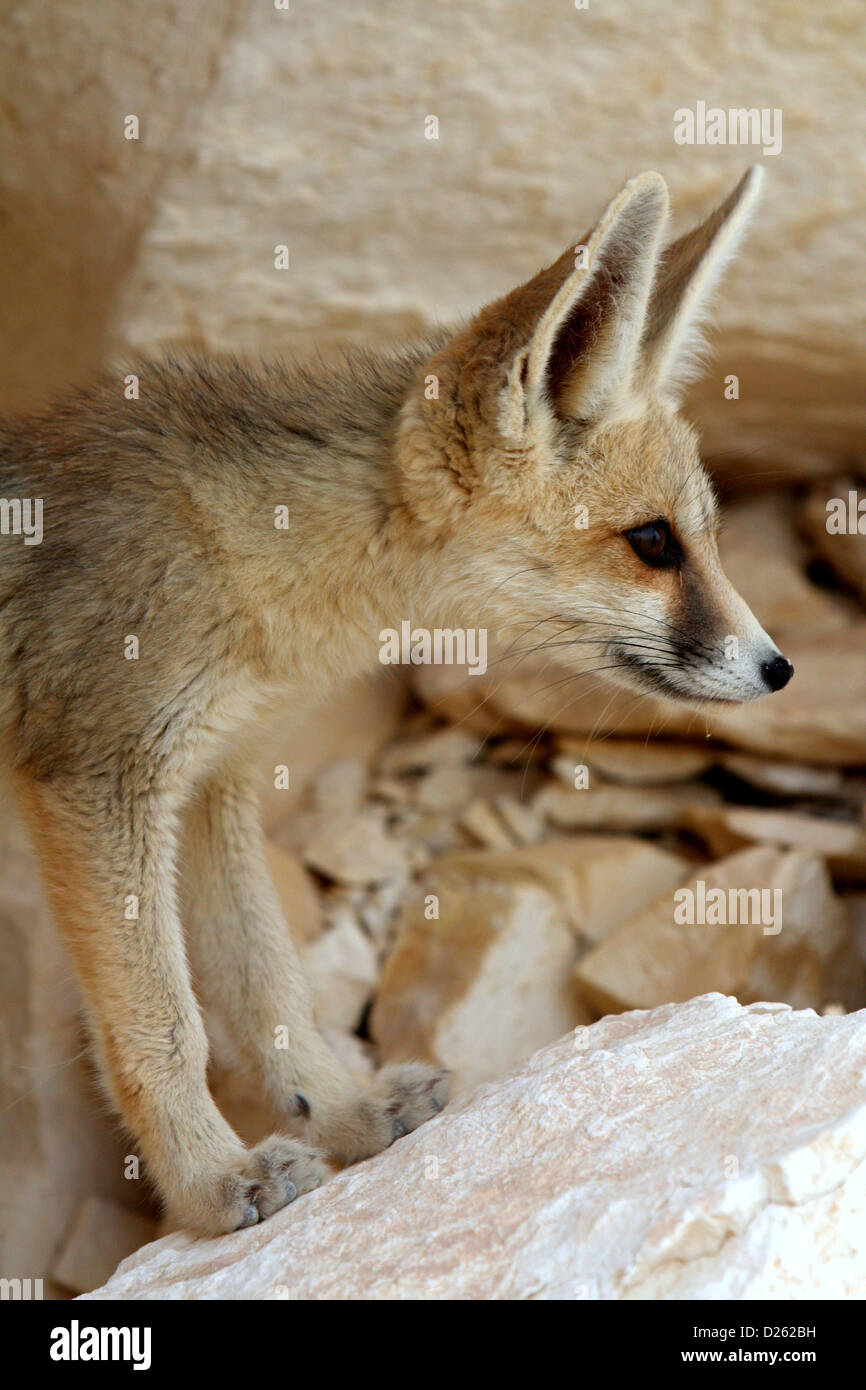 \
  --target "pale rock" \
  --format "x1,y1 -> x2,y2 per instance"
52,1197 -> 157,1296
369,774 -> 415,805
85,997 -> 866,1301
320,1027 -> 376,1084
0,0 -> 240,412
431,837 -> 688,944
718,494 -> 852,639
309,758 -> 367,817
370,837 -> 687,1088
494,795 -> 546,845
575,847 -> 863,1016
370,868 -> 589,1092
681,804 -> 866,879
263,842 -> 322,946
557,738 -> 714,786
378,727 -> 483,776
0,806 -> 143,1286
412,765 -> 477,811
485,739 -> 546,769
718,752 -> 845,799
94,2 -> 866,479
257,674 -> 407,835
800,477 -> 866,601
302,807 -> 407,887
388,807 -> 464,861
414,762 -> 534,812
459,799 -> 515,850
301,911 -> 379,1032
358,873 -> 413,948
846,893 -> 866,966
534,779 -> 718,833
